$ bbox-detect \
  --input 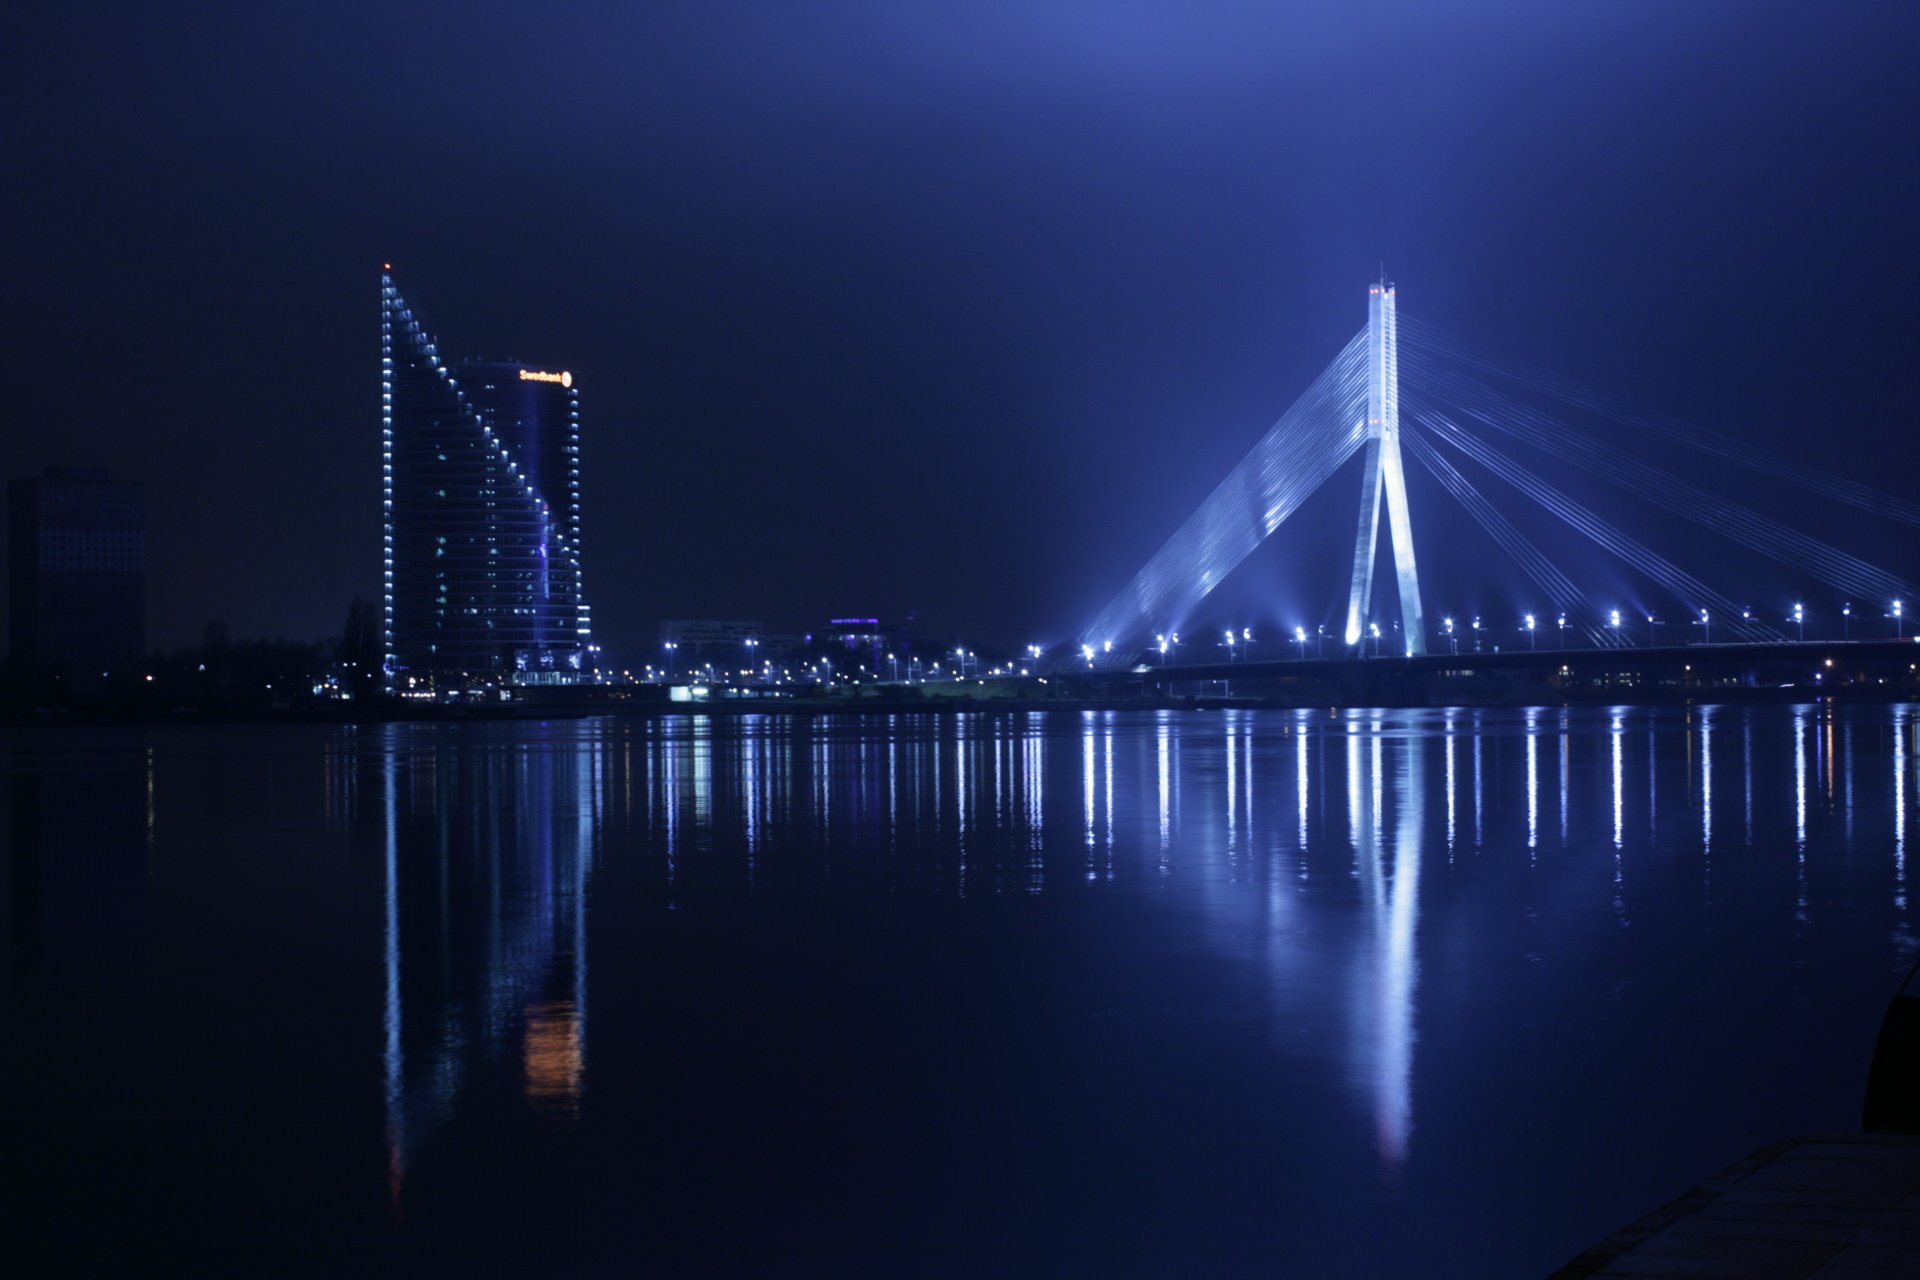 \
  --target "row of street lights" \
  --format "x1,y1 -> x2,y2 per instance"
658,597 -> 1912,683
